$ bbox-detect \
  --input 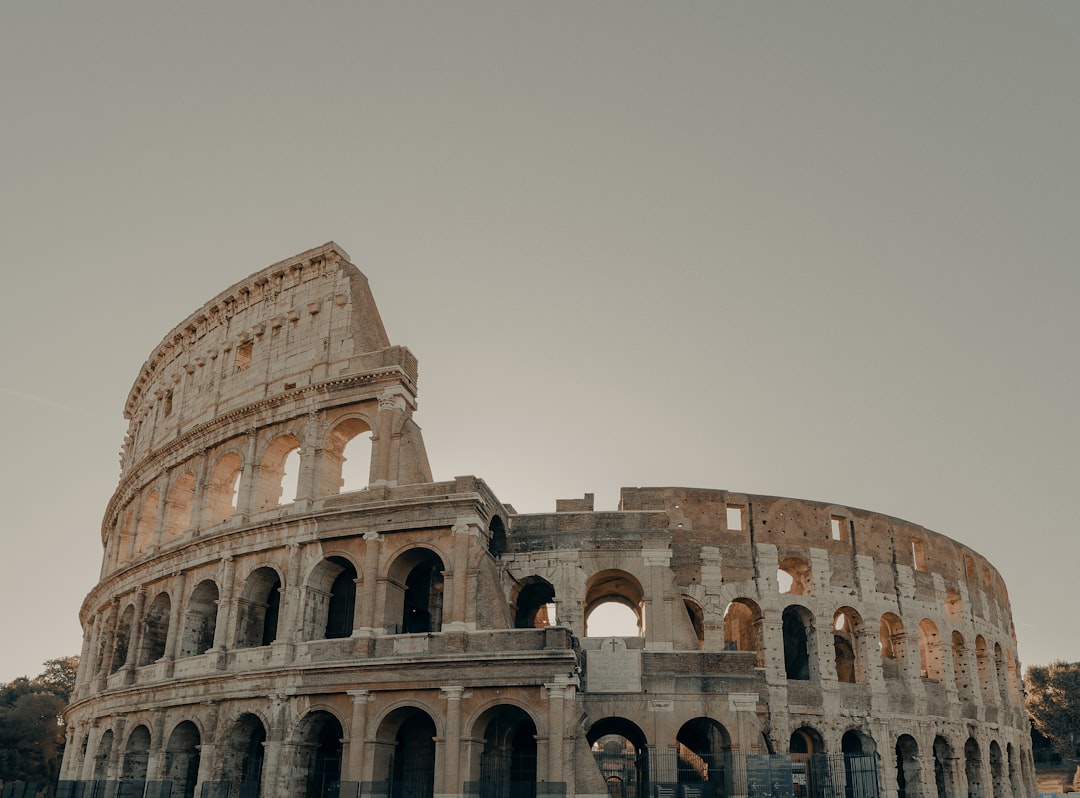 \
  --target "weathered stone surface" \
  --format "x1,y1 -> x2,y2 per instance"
61,244 -> 1034,798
